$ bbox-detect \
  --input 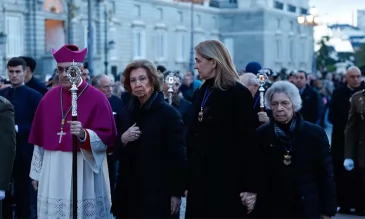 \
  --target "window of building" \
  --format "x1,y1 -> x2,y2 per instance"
176,33 -> 186,62
274,1 -> 284,10
287,4 -> 296,13
276,39 -> 282,59
301,39 -> 307,60
134,5 -> 141,18
289,20 -> 294,31
289,39 -> 294,61
5,14 -> 24,57
223,38 -> 234,61
157,8 -> 163,20
178,11 -> 183,23
300,8 -> 308,15
277,18 -> 281,29
156,32 -> 167,61
133,31 -> 146,59
196,14 -> 201,26
212,16 -> 217,28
